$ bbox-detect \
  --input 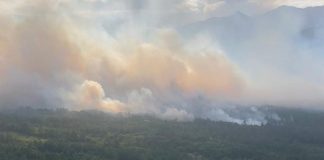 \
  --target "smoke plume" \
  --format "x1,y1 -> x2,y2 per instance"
1,0 -> 323,124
